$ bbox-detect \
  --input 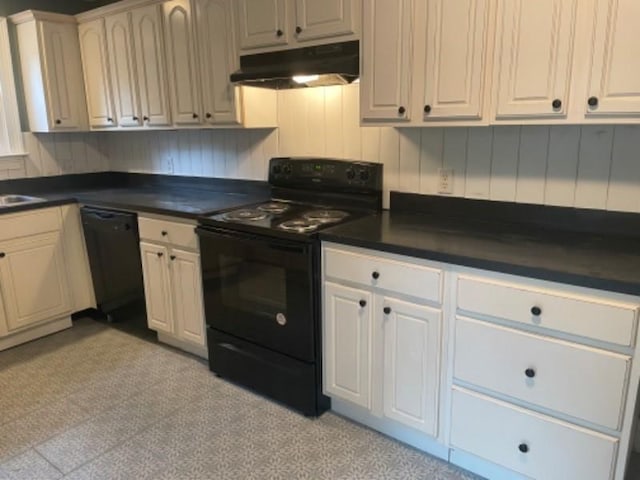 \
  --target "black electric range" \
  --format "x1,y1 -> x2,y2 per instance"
196,157 -> 383,416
